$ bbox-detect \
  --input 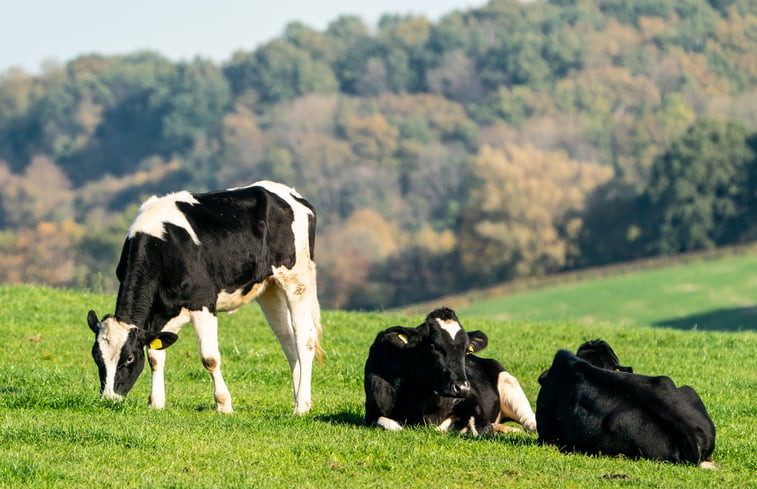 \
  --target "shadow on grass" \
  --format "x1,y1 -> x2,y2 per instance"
314,411 -> 365,427
313,413 -> 542,446
653,306 -> 757,331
